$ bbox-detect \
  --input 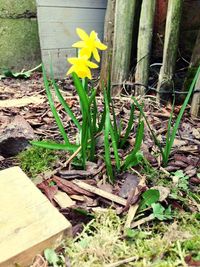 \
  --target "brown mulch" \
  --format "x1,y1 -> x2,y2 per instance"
0,73 -> 200,229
